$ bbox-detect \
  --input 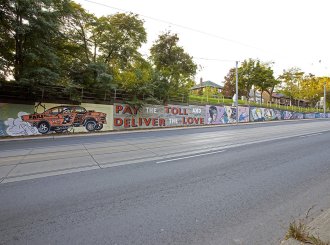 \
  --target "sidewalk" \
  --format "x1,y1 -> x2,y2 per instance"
281,208 -> 330,244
